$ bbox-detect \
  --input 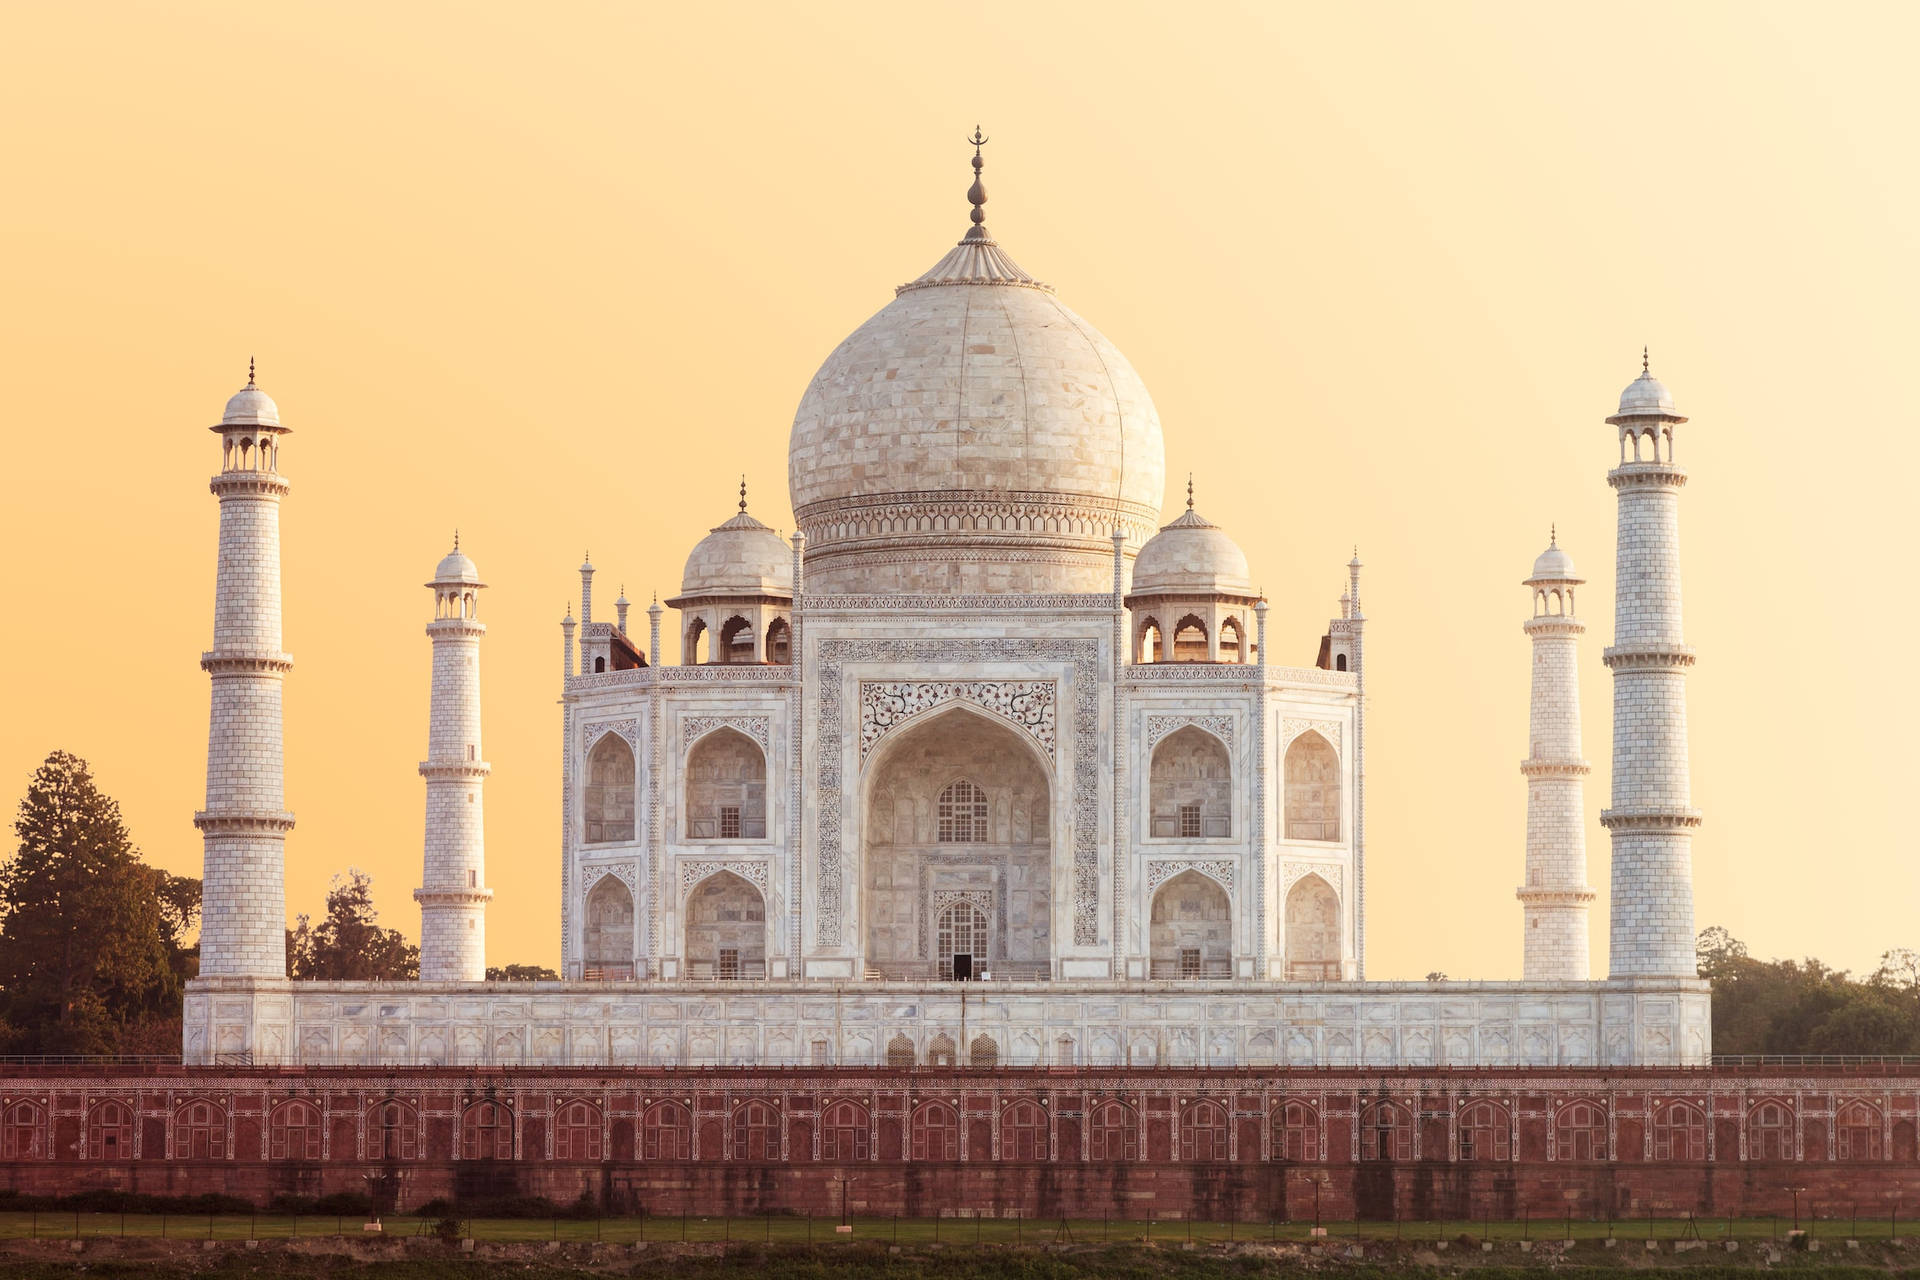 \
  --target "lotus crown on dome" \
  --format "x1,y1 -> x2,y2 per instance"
433,546 -> 482,585
677,508 -> 793,599
1527,542 -> 1580,583
1614,369 -> 1679,419
1129,506 -> 1254,597
220,385 -> 281,428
